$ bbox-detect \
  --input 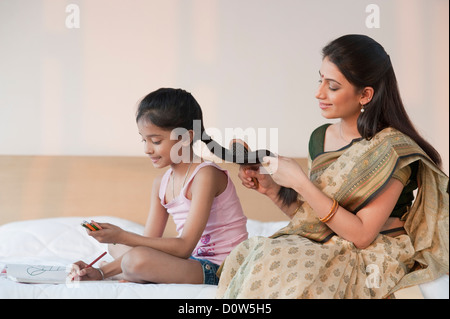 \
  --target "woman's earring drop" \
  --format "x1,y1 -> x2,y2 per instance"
360,98 -> 370,112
